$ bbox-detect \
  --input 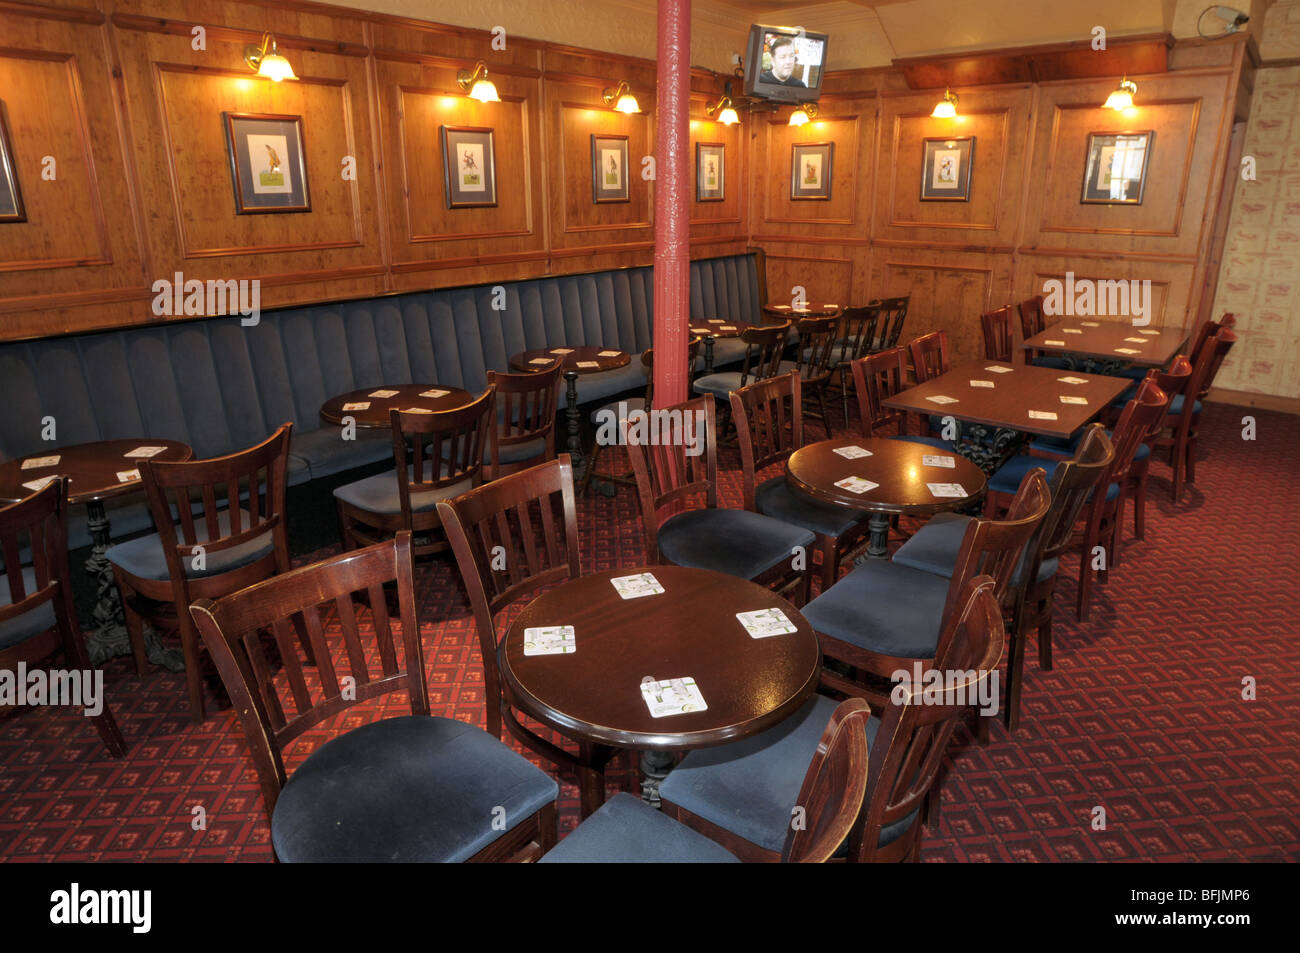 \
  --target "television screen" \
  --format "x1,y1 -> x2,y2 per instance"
743,24 -> 827,103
